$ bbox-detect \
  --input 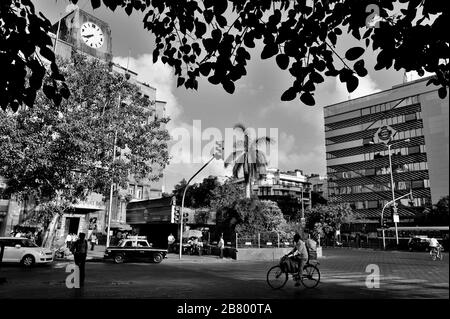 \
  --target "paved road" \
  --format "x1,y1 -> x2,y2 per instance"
0,248 -> 447,299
